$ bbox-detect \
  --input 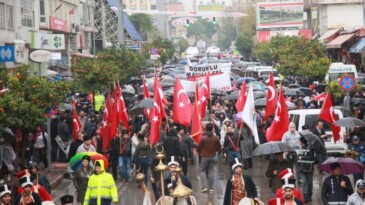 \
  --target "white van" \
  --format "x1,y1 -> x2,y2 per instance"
325,63 -> 358,83
258,68 -> 278,78
186,47 -> 199,57
289,109 -> 347,155
206,46 -> 221,57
